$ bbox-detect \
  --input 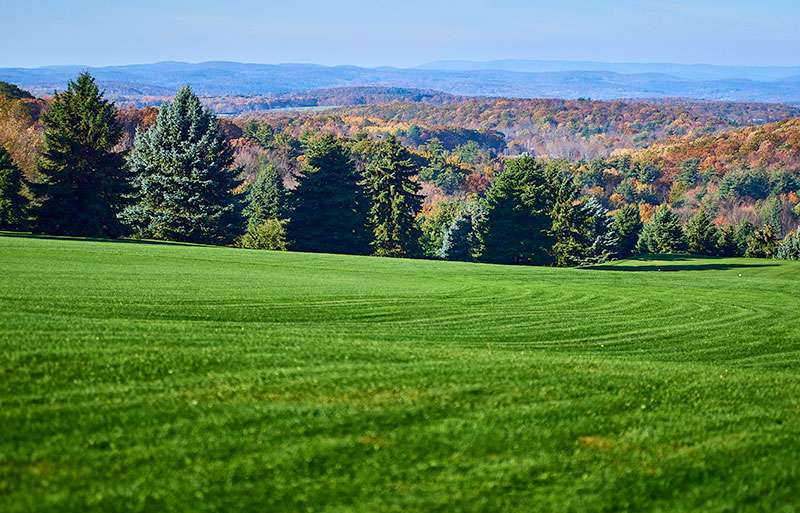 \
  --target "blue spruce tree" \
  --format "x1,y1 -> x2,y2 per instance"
438,208 -> 479,261
580,196 -> 618,265
776,230 -> 800,260
121,86 -> 243,244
